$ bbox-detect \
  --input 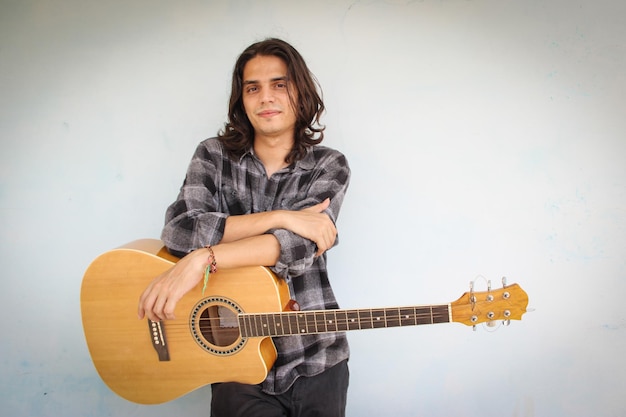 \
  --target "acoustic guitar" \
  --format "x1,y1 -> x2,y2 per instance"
81,239 -> 528,404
